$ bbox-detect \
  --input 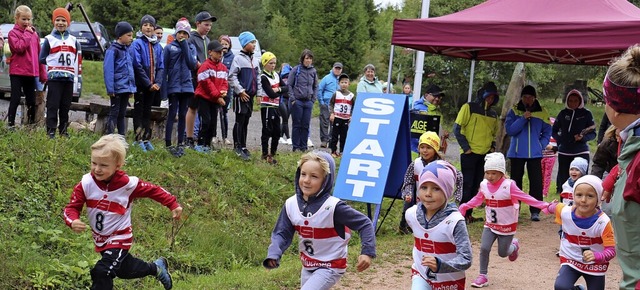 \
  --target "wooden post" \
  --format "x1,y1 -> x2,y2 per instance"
34,90 -> 45,126
495,62 -> 526,155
